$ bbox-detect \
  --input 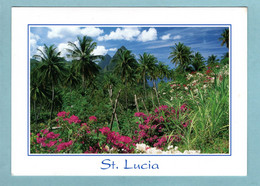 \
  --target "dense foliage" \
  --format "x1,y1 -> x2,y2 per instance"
30,29 -> 230,154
